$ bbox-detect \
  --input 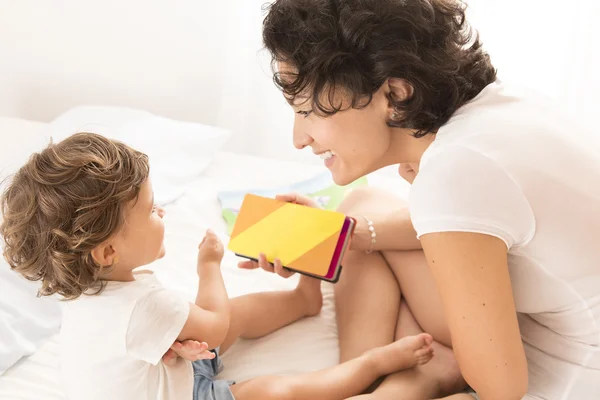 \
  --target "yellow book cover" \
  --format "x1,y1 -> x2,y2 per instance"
228,194 -> 346,277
